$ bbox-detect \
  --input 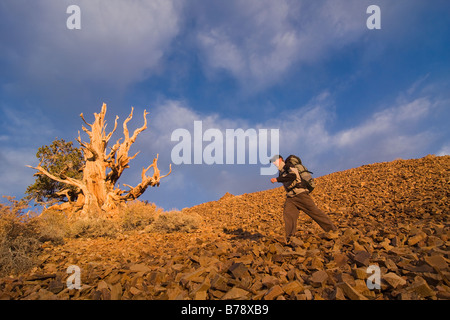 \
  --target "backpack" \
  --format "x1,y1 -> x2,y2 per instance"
285,155 -> 316,193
